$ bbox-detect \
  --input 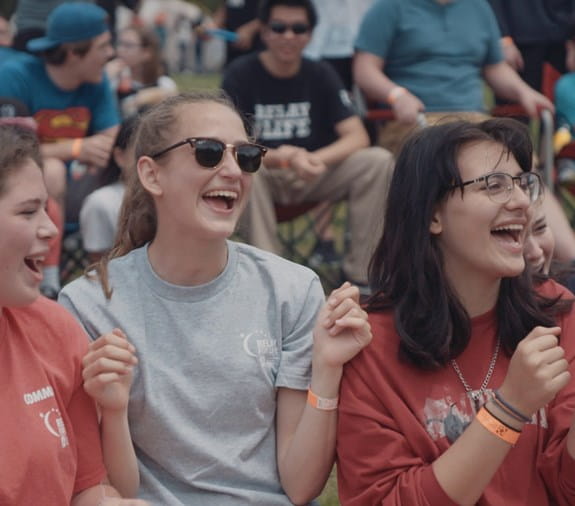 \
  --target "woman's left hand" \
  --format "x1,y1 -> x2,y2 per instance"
312,282 -> 372,371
